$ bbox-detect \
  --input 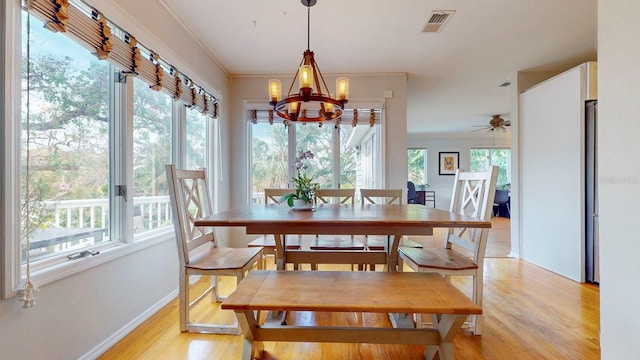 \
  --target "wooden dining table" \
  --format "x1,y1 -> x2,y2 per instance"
194,203 -> 491,271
